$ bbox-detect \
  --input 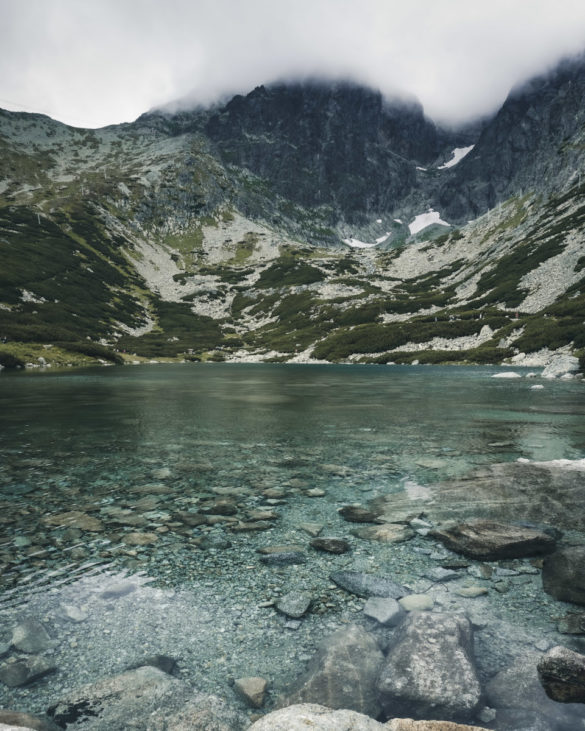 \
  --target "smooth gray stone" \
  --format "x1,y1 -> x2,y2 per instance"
542,546 -> 585,605
0,657 -> 57,688
276,591 -> 312,618
363,596 -> 404,626
330,571 -> 405,598
538,645 -> 585,703
260,552 -> 306,566
10,619 -> 53,653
